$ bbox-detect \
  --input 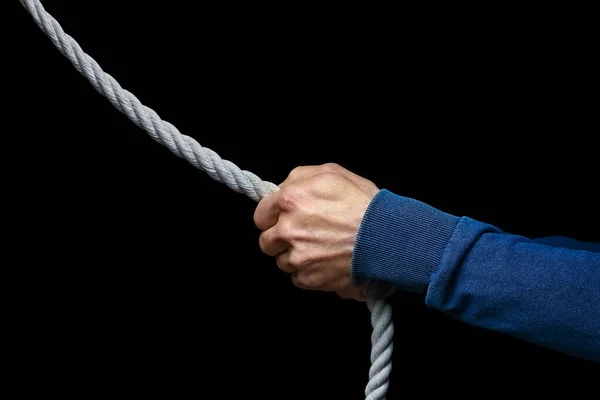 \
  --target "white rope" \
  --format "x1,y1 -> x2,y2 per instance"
18,1 -> 393,397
